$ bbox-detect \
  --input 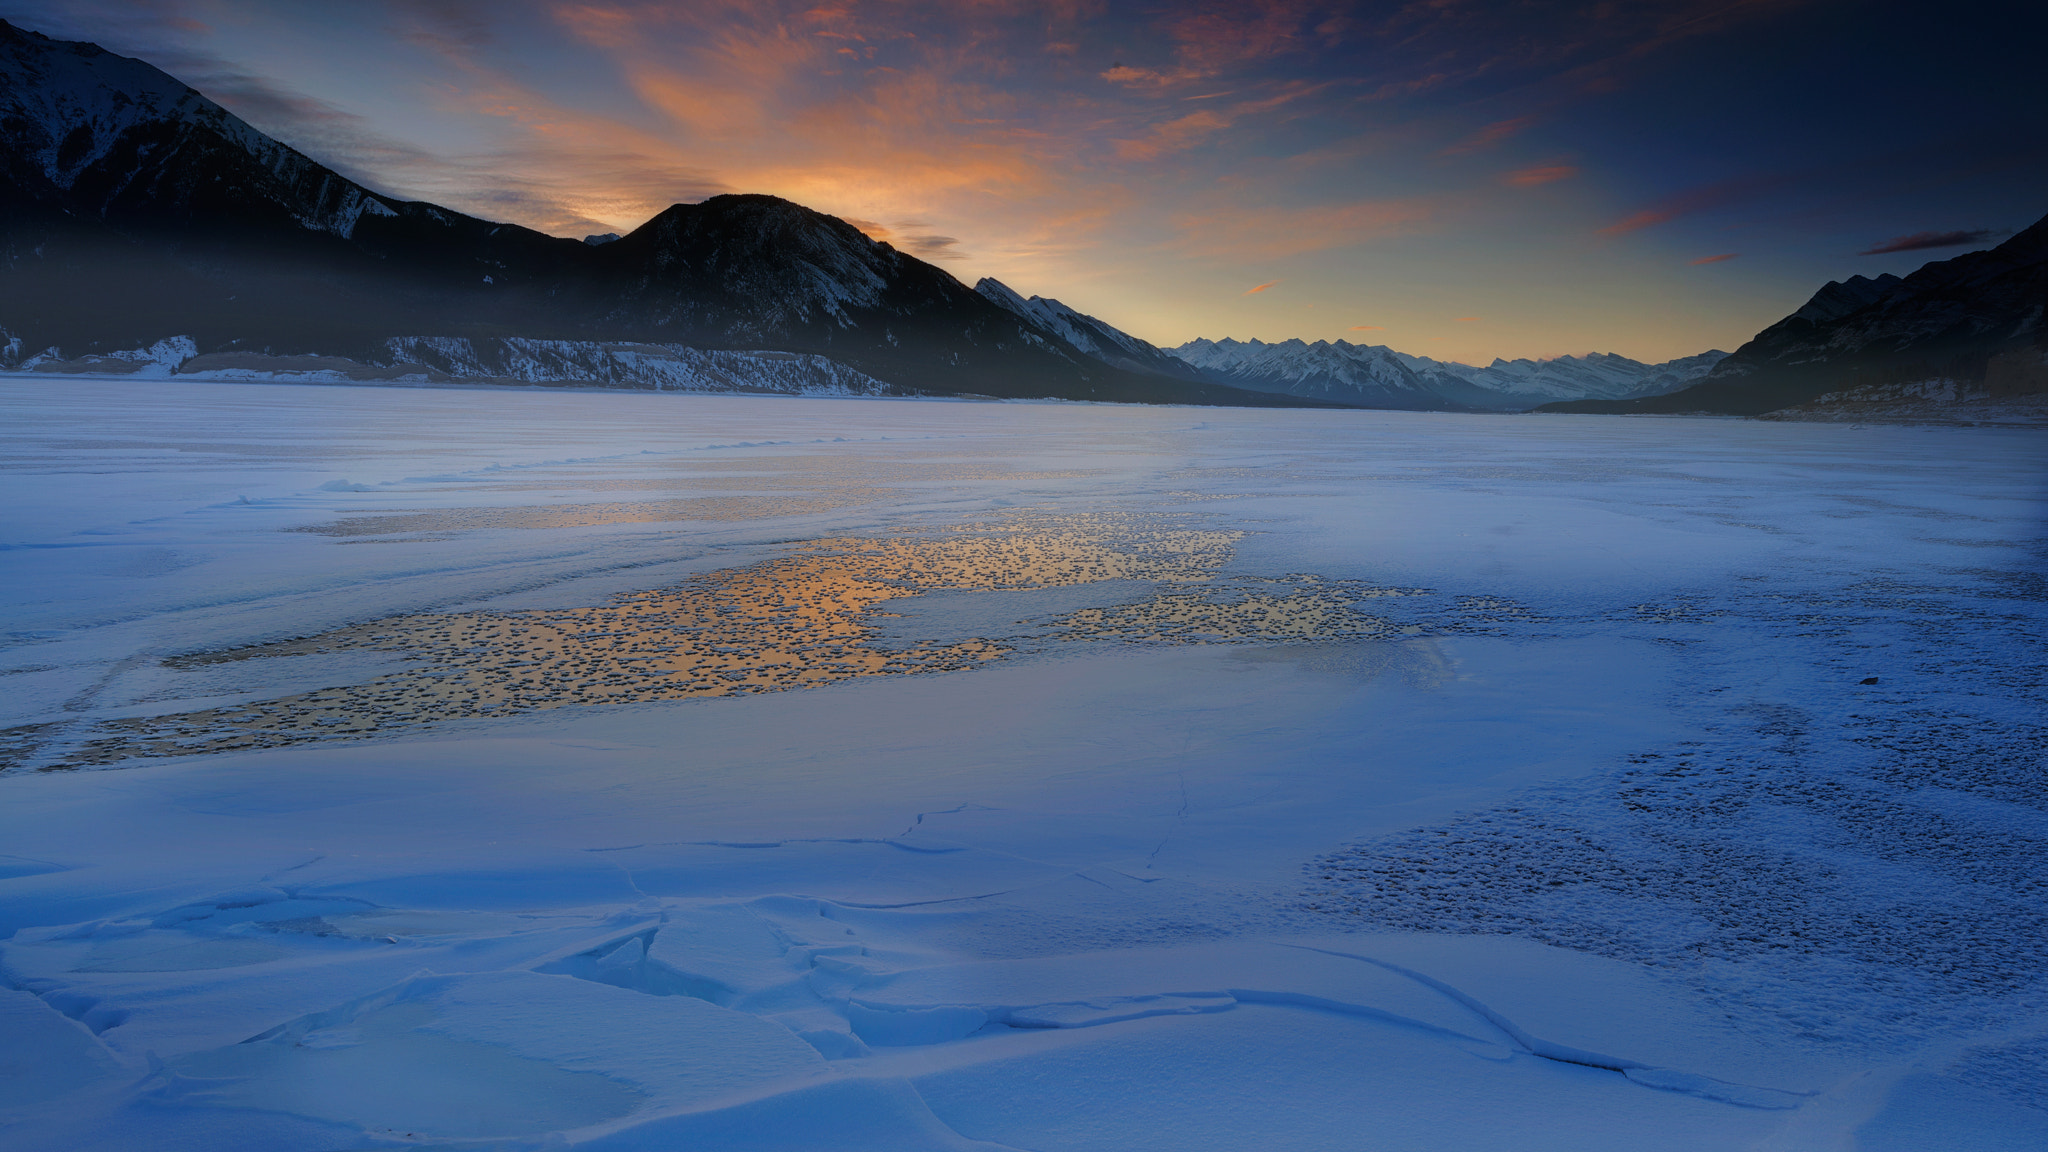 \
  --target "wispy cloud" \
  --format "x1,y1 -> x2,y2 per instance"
1689,252 -> 1738,264
1454,316 -> 1480,322
1243,280 -> 1281,295
846,218 -> 966,260
1598,175 -> 1777,235
1859,228 -> 2008,255
1503,164 -> 1577,187
1100,0 -> 1324,90
388,0 -> 496,53
1115,110 -> 1230,161
10,0 -> 1977,366
1441,116 -> 1535,155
